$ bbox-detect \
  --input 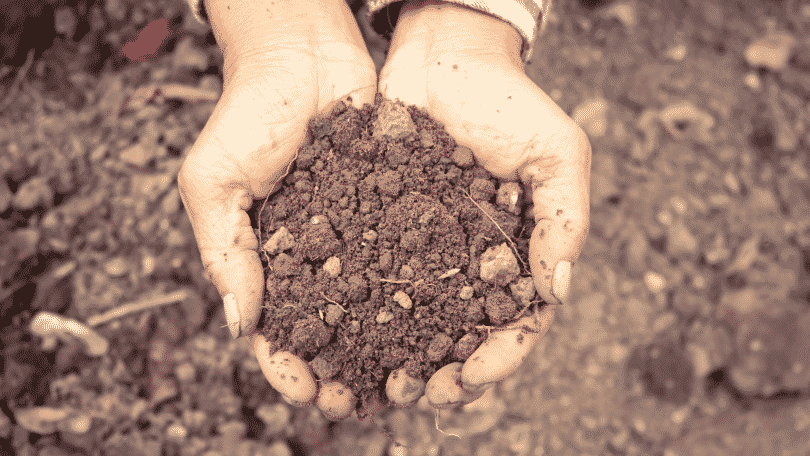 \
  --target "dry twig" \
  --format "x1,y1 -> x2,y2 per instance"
320,292 -> 348,312
434,409 -> 462,439
461,189 -> 527,271
87,289 -> 190,327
